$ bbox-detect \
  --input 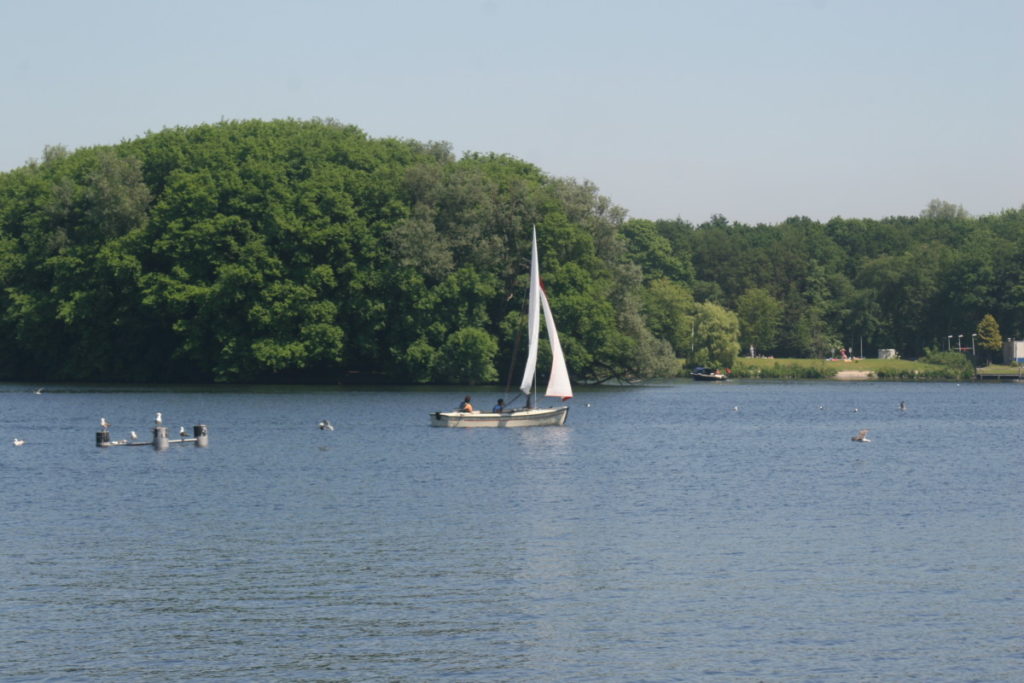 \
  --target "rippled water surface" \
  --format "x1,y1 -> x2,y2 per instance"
1,380 -> 1021,680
